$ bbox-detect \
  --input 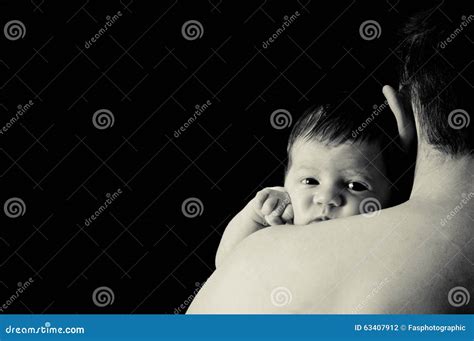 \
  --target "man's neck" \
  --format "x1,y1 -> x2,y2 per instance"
409,145 -> 474,202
